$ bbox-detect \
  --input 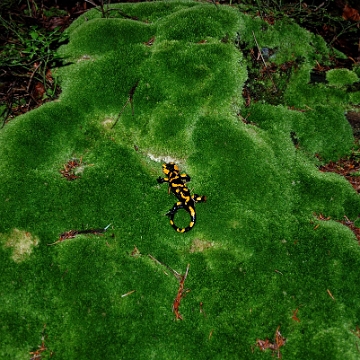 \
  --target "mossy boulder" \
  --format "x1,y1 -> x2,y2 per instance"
0,2 -> 359,359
